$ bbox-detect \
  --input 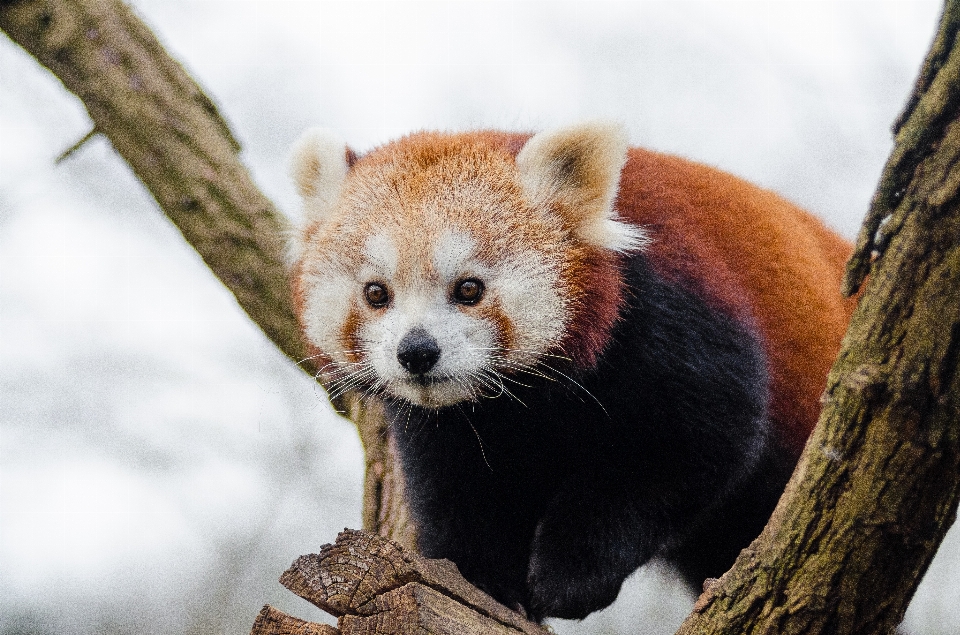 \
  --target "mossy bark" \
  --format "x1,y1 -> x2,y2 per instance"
676,3 -> 960,633
3,1 -> 960,633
